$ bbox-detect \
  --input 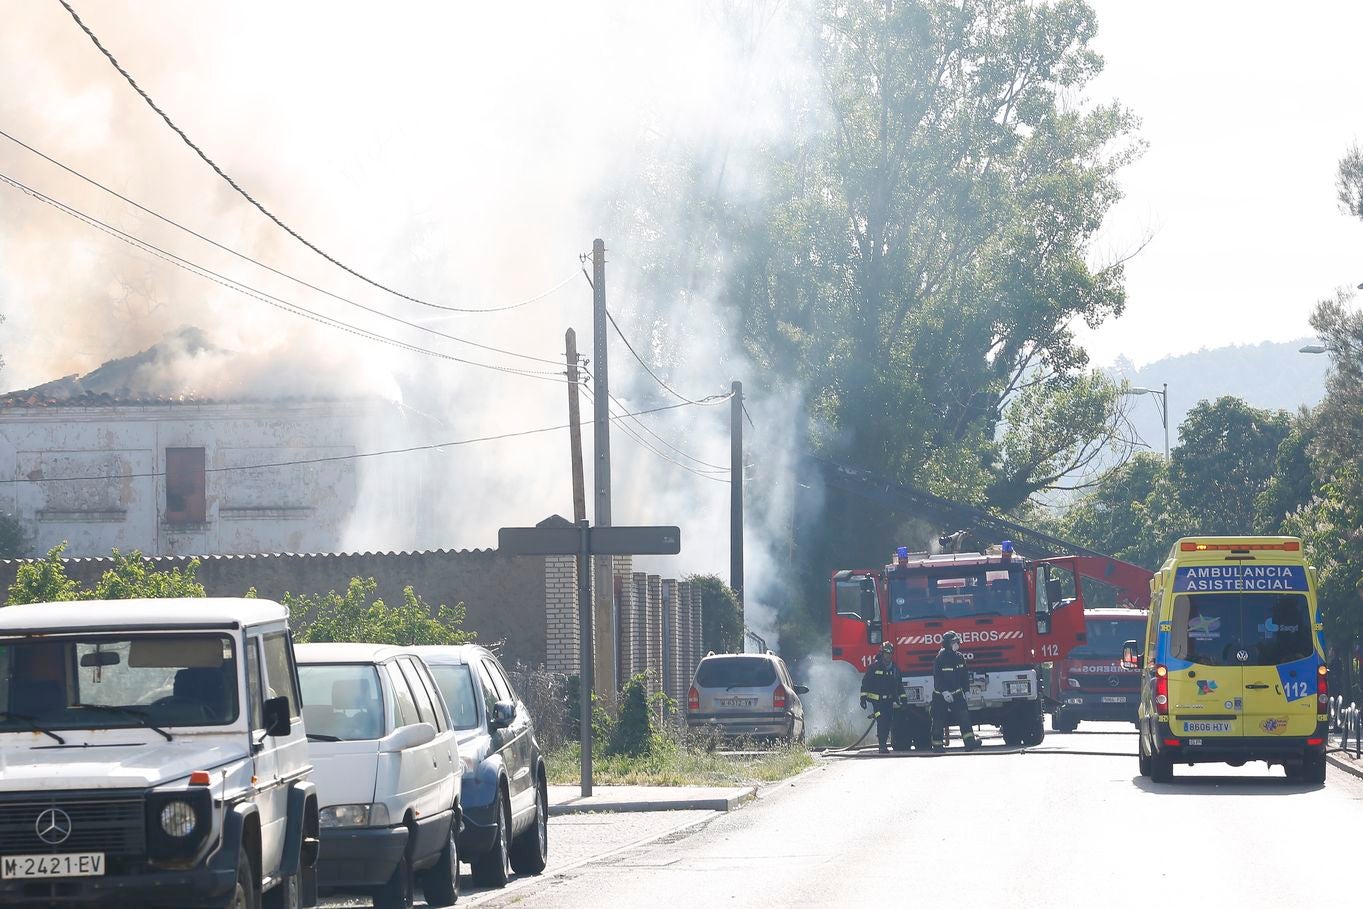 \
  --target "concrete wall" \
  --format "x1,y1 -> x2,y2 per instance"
0,401 -> 396,557
0,548 -> 548,669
